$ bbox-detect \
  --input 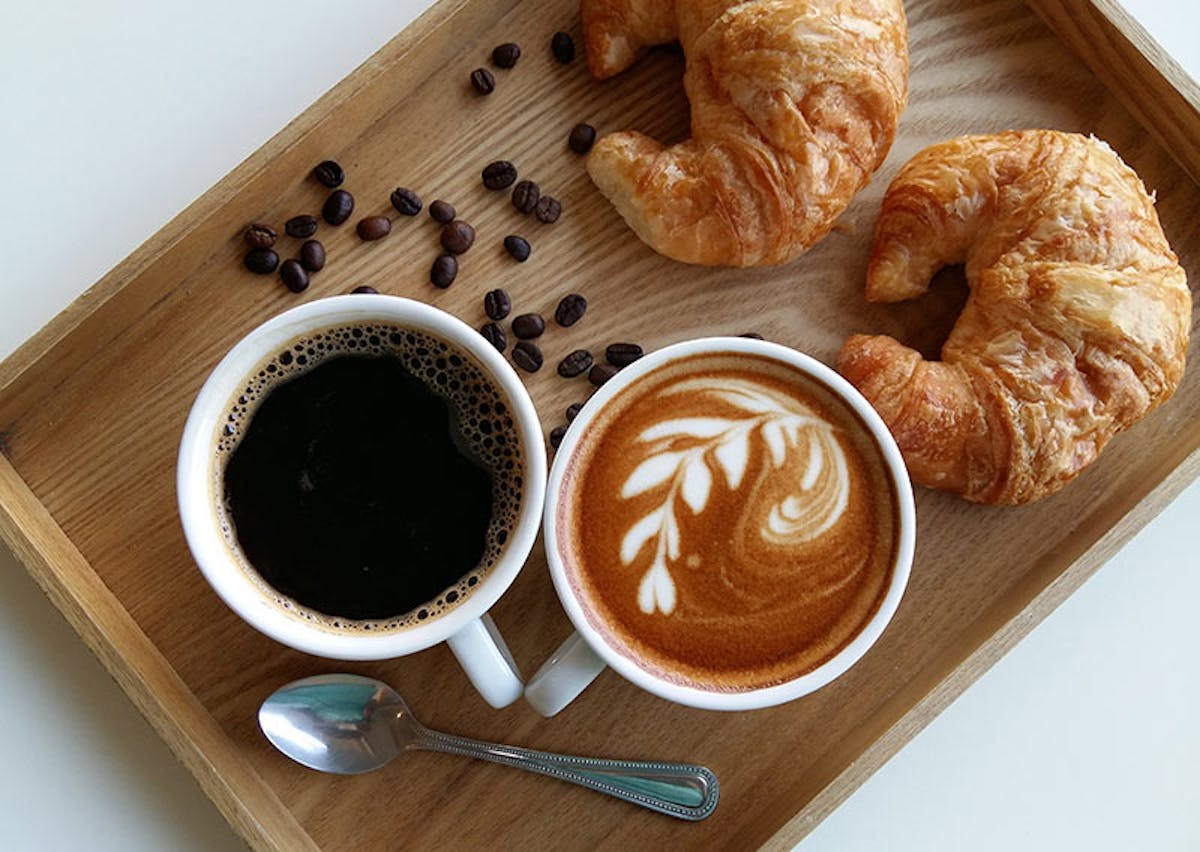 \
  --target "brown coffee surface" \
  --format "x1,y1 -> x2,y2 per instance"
560,352 -> 898,692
